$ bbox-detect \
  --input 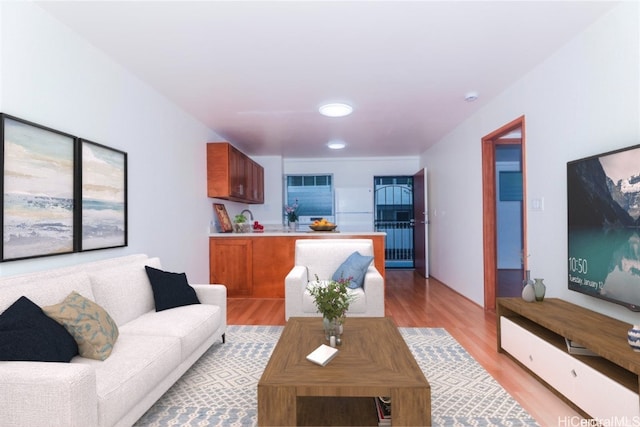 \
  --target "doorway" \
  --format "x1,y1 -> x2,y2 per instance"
374,176 -> 414,269
495,144 -> 523,297
482,116 -> 527,311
